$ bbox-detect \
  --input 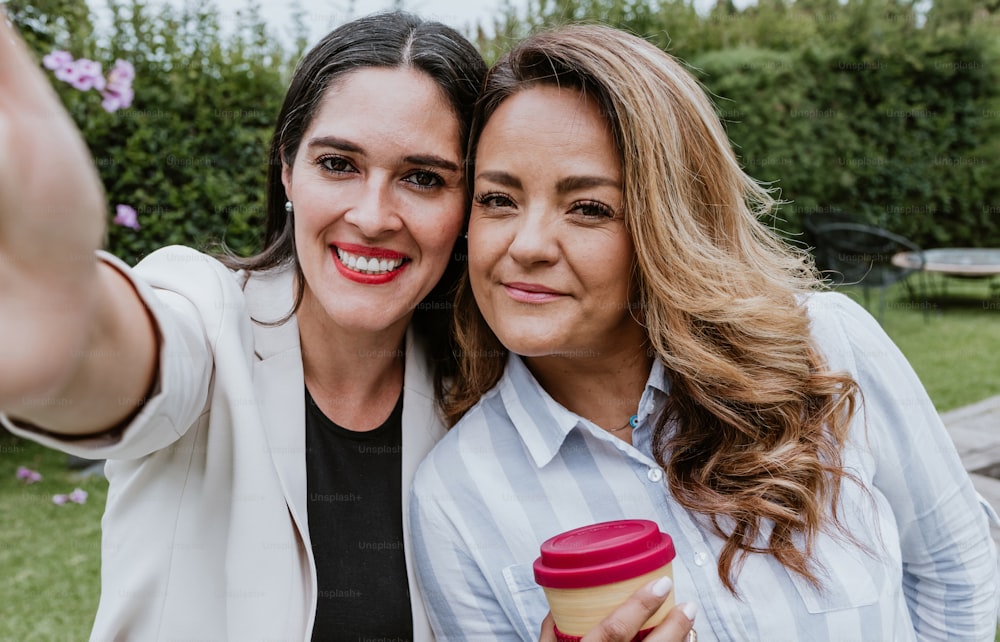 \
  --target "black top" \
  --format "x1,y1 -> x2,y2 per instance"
305,386 -> 412,641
